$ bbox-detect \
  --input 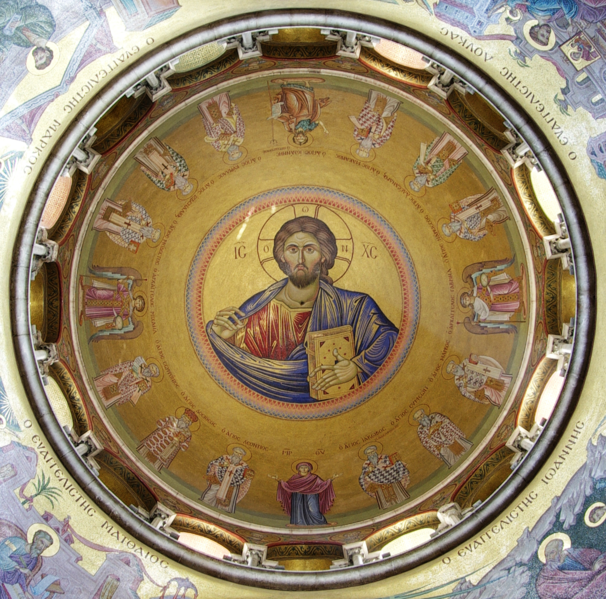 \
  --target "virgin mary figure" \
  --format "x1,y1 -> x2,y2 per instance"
274,462 -> 338,526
